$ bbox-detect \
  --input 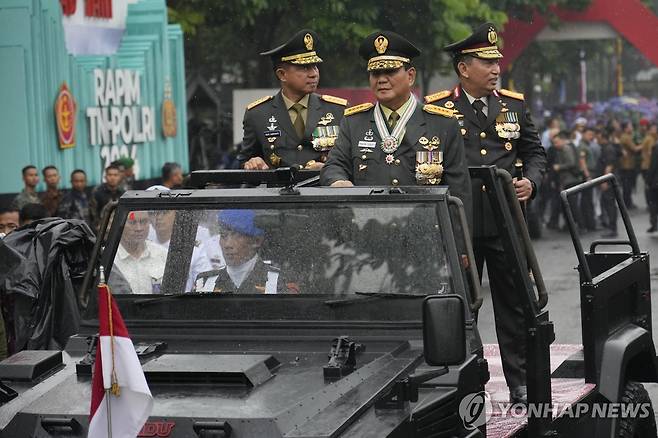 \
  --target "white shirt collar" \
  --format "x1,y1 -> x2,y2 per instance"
462,89 -> 488,108
226,255 -> 258,288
